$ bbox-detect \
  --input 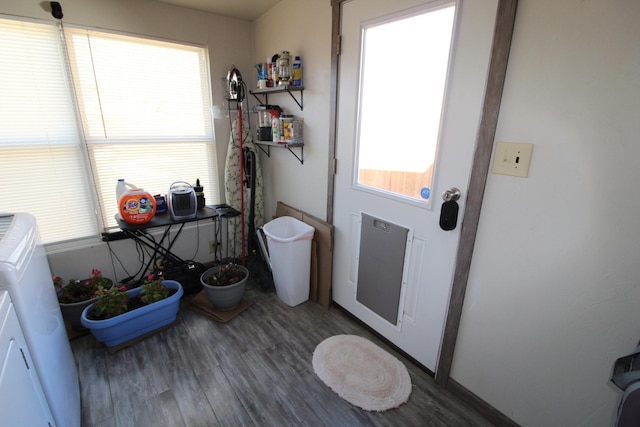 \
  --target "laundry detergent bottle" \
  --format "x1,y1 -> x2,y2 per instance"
116,179 -> 156,224
116,179 -> 135,202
